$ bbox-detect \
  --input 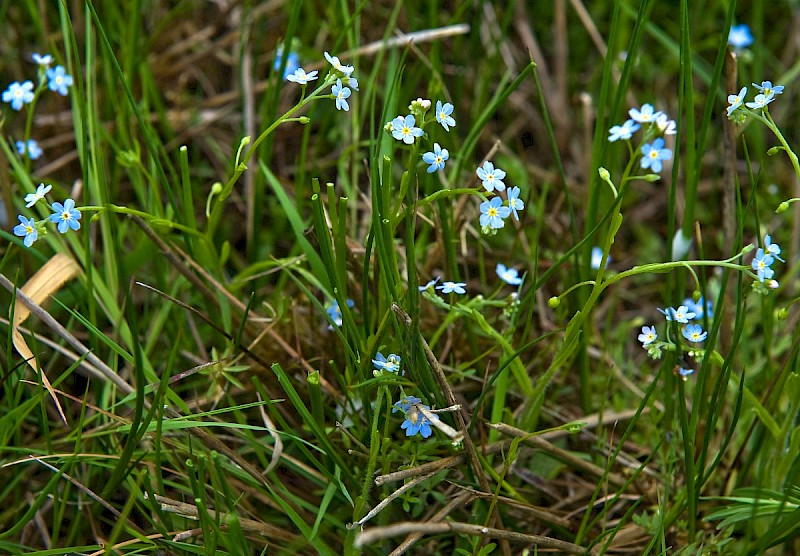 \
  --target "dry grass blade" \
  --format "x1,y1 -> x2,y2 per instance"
9,253 -> 79,426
